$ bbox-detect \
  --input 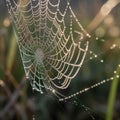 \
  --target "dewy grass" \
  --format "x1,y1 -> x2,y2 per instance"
106,65 -> 120,120
6,33 -> 17,72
